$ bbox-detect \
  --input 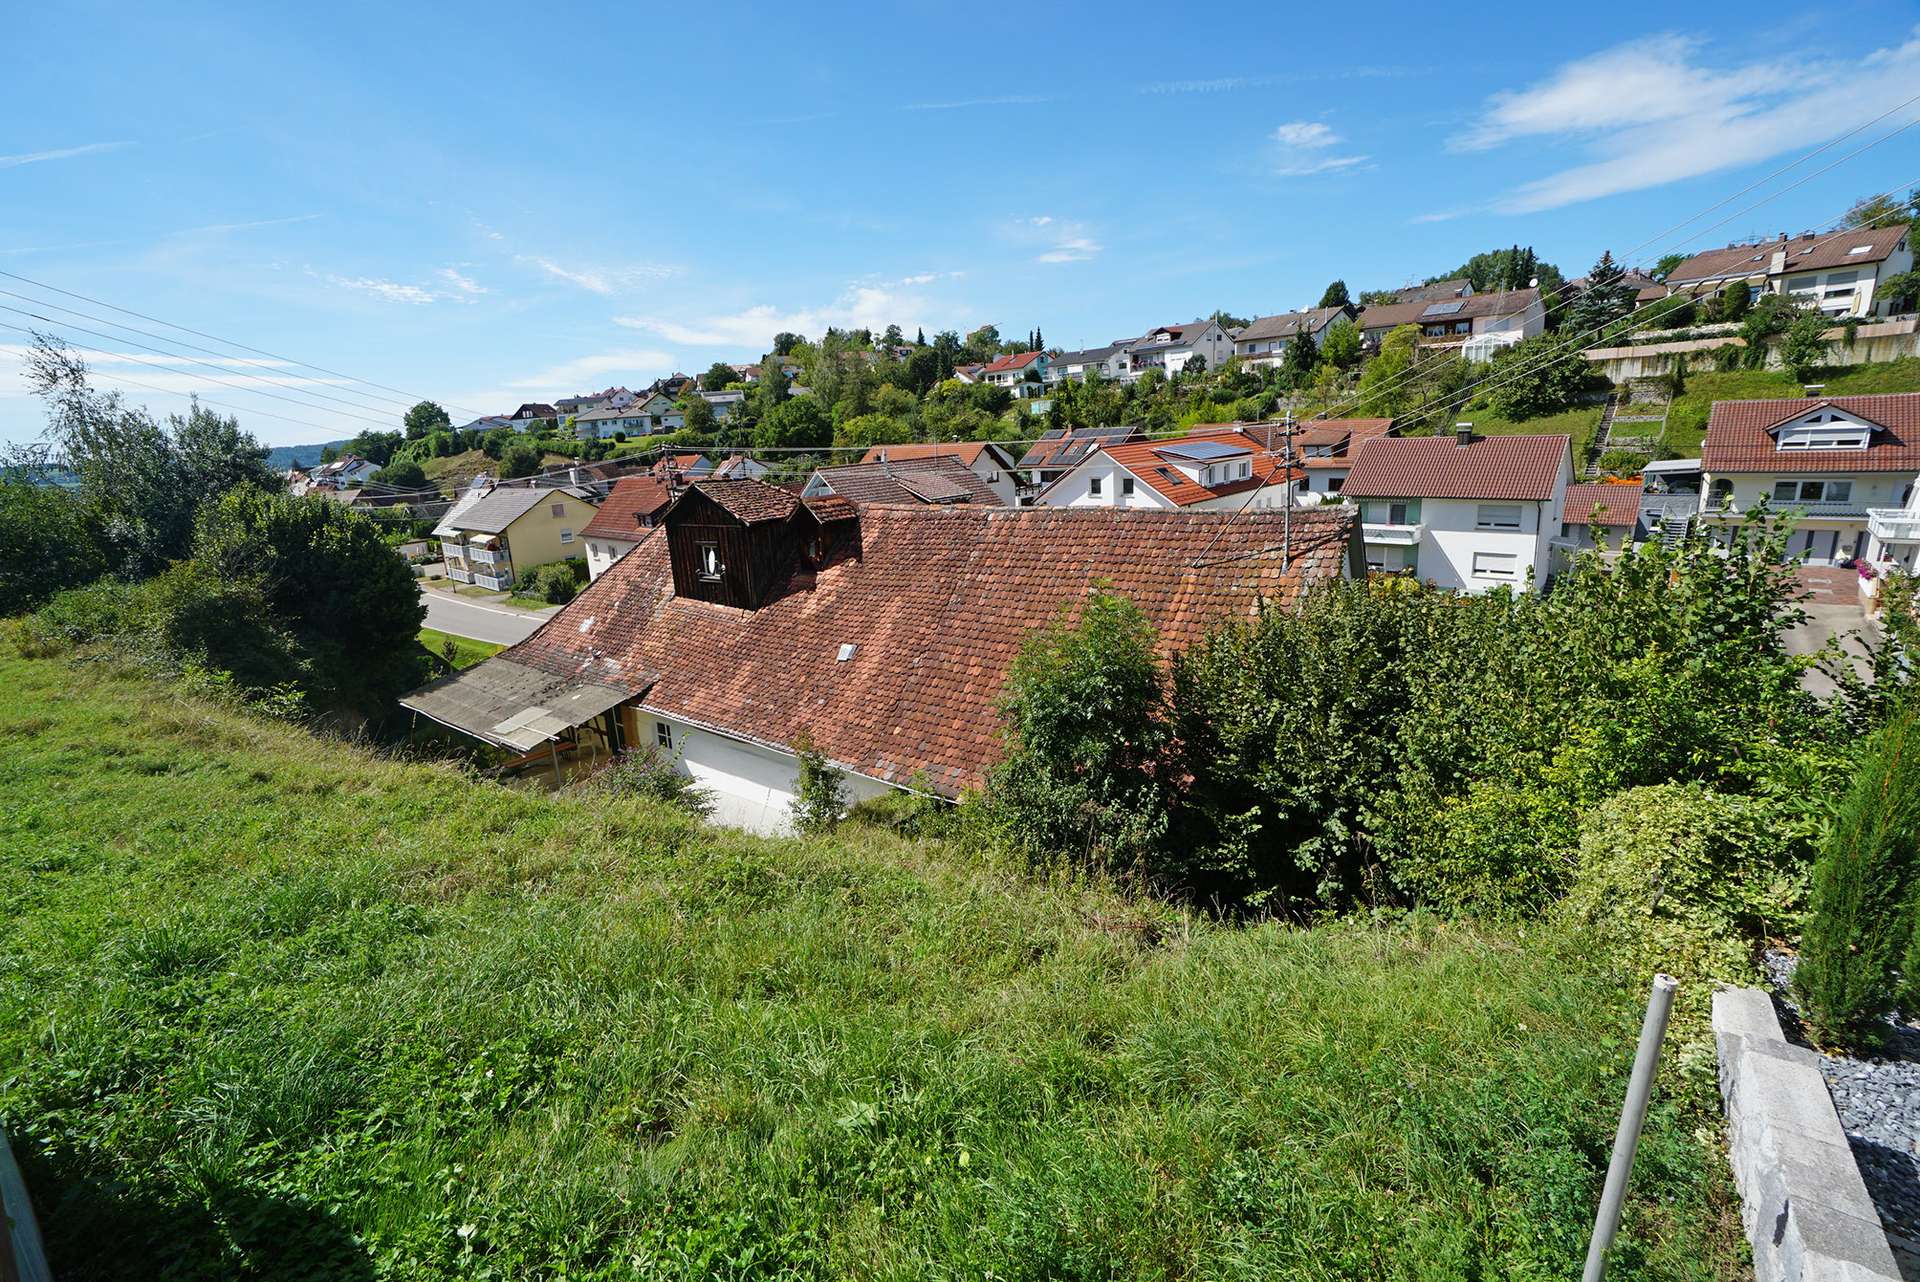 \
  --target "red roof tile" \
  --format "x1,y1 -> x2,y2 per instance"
810,456 -> 1001,506
981,351 -> 1043,373
506,505 -> 1358,795
1091,429 -> 1302,508
1191,418 -> 1395,466
1700,392 -> 1920,473
687,478 -> 801,524
857,441 -> 1006,468
1342,433 -> 1569,501
580,475 -> 672,541
1562,483 -> 1641,527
